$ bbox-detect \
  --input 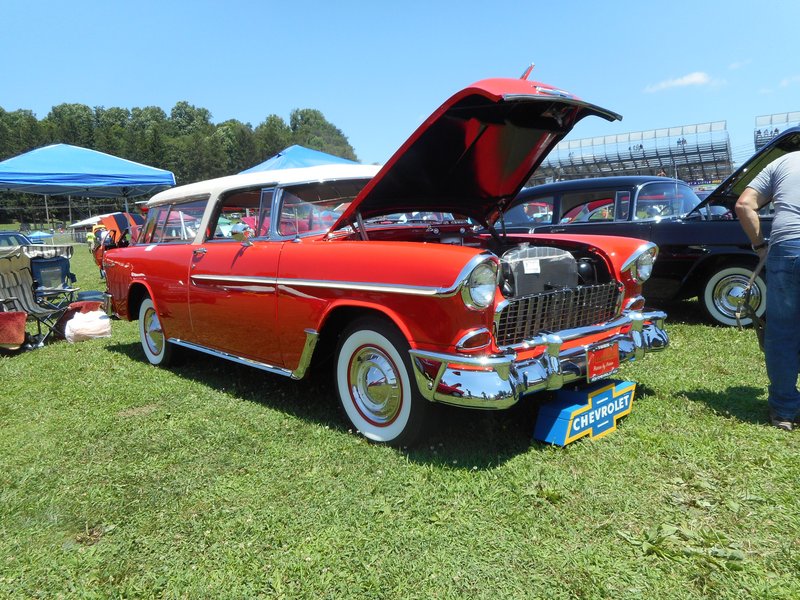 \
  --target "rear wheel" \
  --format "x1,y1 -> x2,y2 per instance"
335,317 -> 430,446
138,297 -> 174,366
701,265 -> 766,326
